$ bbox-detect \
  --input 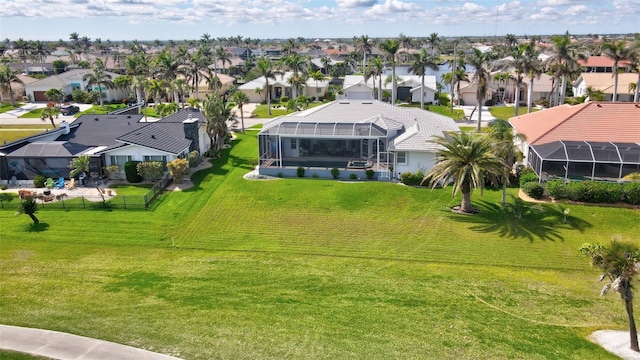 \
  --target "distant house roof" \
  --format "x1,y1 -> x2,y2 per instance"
343,75 -> 437,92
26,68 -> 121,89
576,73 -> 637,95
578,56 -> 632,68
239,72 -> 330,90
508,102 -> 640,145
